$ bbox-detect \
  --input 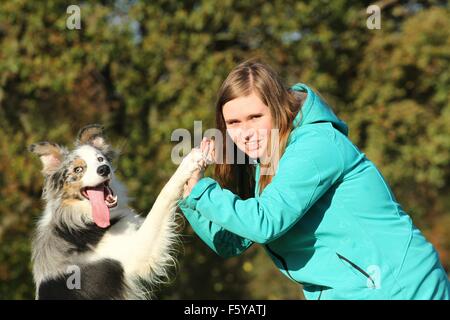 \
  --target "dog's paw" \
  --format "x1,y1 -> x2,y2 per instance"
178,148 -> 205,179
